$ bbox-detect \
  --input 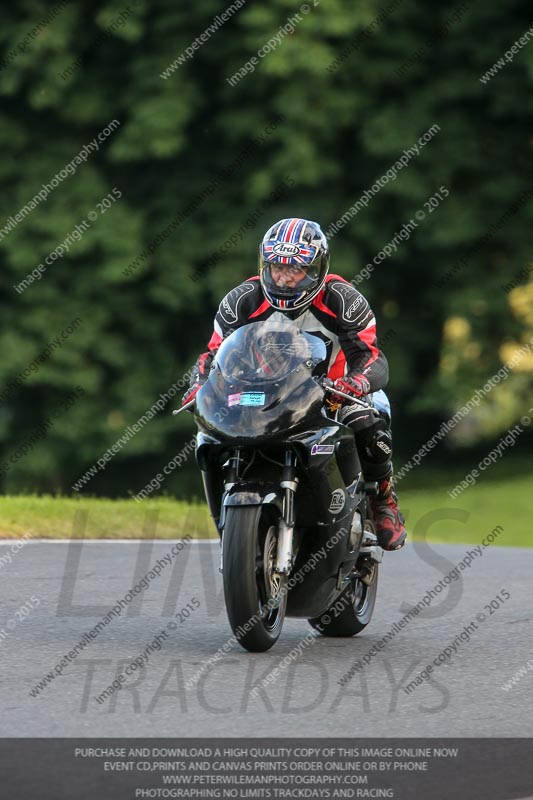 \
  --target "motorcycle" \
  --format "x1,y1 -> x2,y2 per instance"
176,316 -> 384,652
